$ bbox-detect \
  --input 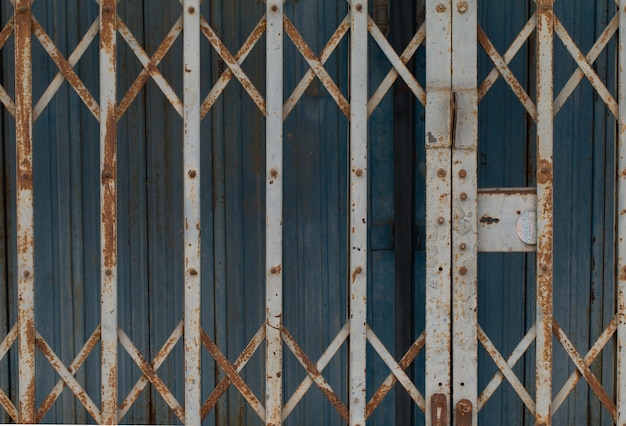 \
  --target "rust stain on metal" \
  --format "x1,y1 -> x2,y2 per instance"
282,328 -> 349,421
102,101 -> 117,269
620,266 -> 626,281
352,266 -> 363,283
431,393 -> 448,426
